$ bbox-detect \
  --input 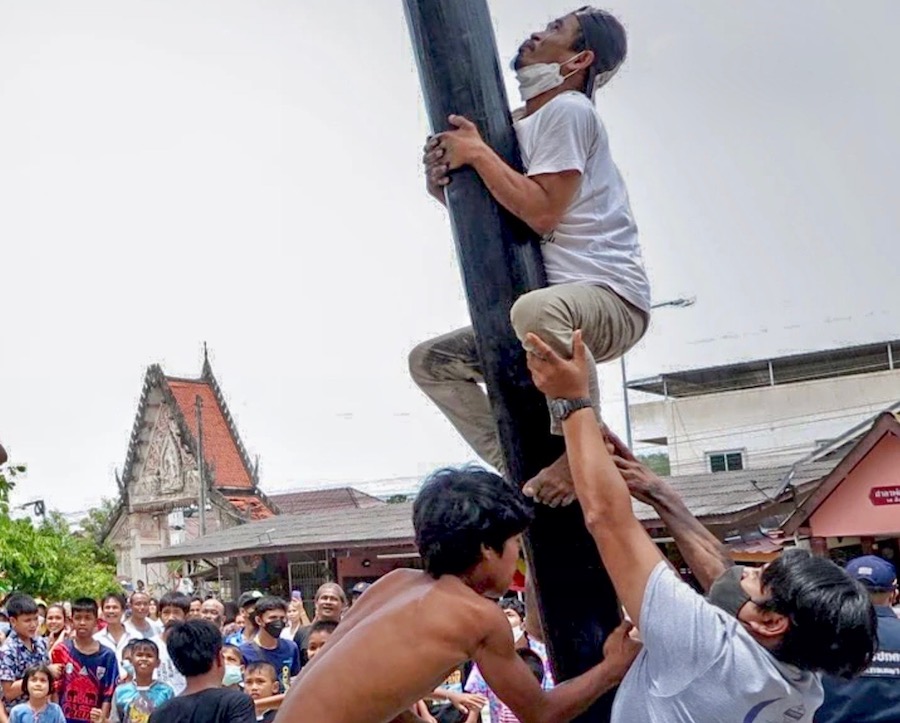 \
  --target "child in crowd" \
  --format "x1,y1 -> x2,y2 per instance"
304,620 -> 337,662
238,597 -> 300,694
0,594 -> 50,716
117,641 -> 137,685
465,598 -> 555,721
243,662 -> 279,723
50,598 -> 118,723
153,593 -> 189,695
147,621 -> 255,723
110,638 -> 173,722
44,605 -> 70,654
8,665 -> 64,723
221,645 -> 244,690
496,650 -> 547,723
278,467 -> 640,723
